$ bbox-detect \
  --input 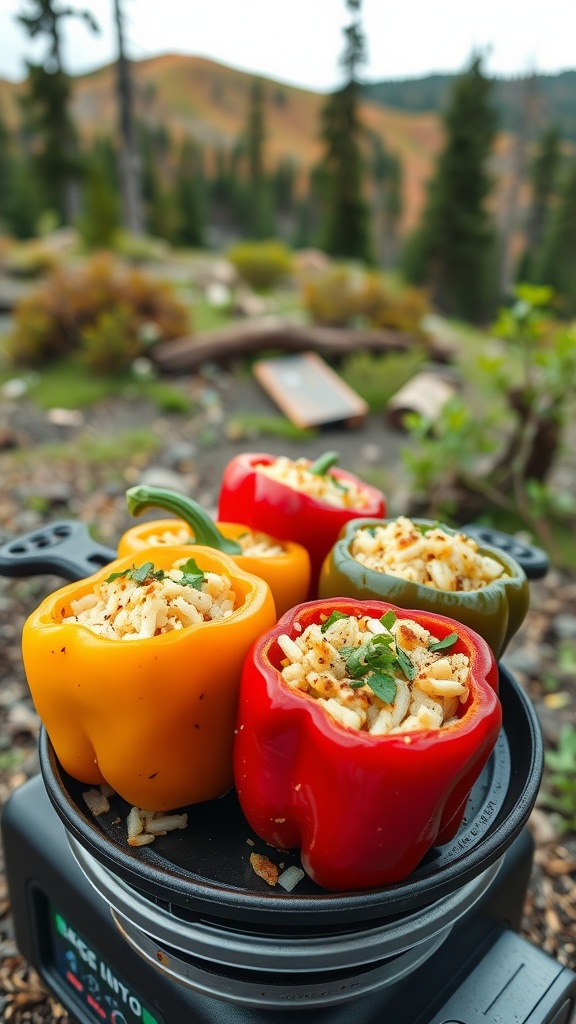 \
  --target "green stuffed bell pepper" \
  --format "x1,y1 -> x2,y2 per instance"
318,516 -> 530,659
